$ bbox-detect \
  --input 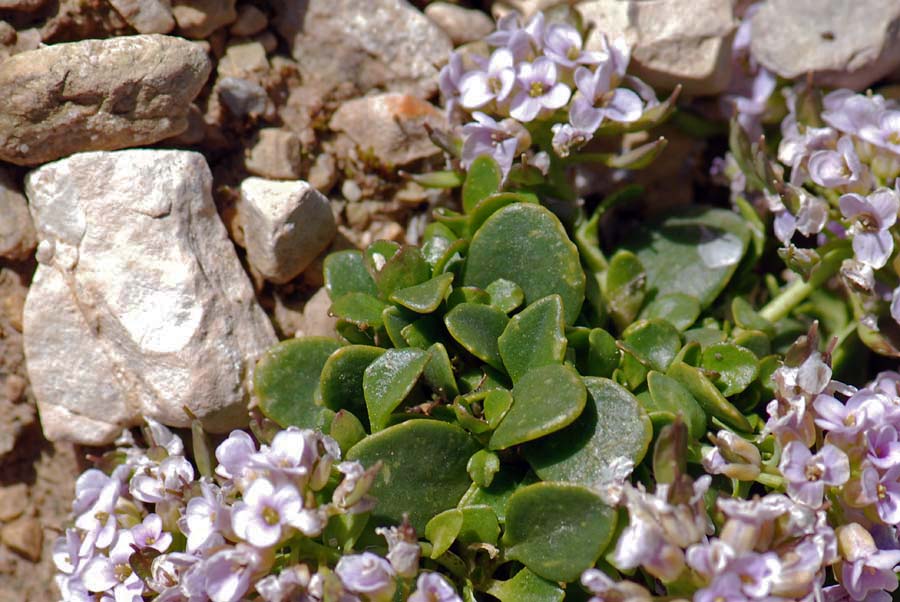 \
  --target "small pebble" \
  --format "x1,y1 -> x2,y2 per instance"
1,517 -> 42,562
